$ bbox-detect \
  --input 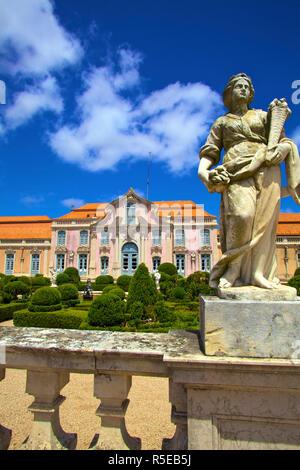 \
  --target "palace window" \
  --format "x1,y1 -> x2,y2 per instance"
5,254 -> 14,274
56,254 -> 65,273
100,256 -> 109,274
152,230 -> 162,246
201,229 -> 210,245
79,230 -> 89,246
31,254 -> 40,275
100,231 -> 110,246
176,254 -> 185,275
201,254 -> 211,272
152,257 -> 161,272
126,202 -> 136,225
78,254 -> 88,274
57,231 -> 66,246
175,229 -> 185,246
